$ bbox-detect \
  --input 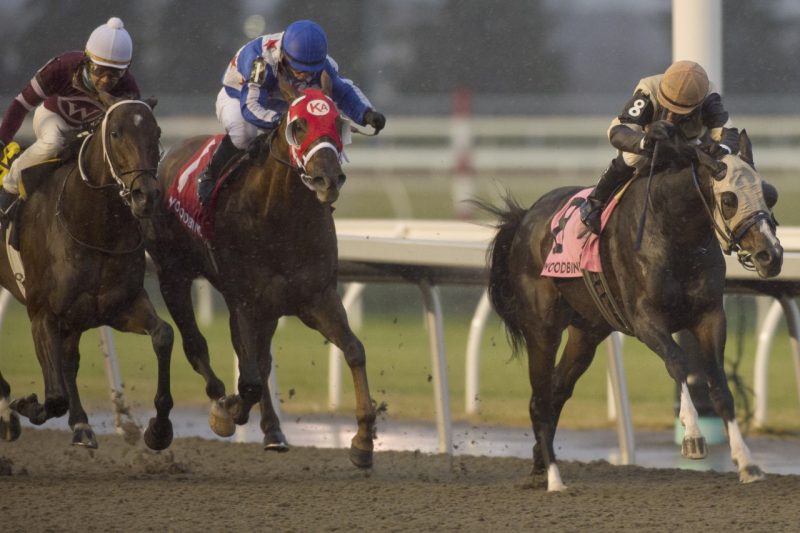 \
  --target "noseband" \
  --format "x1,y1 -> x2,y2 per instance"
690,162 -> 775,270
77,99 -> 158,204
